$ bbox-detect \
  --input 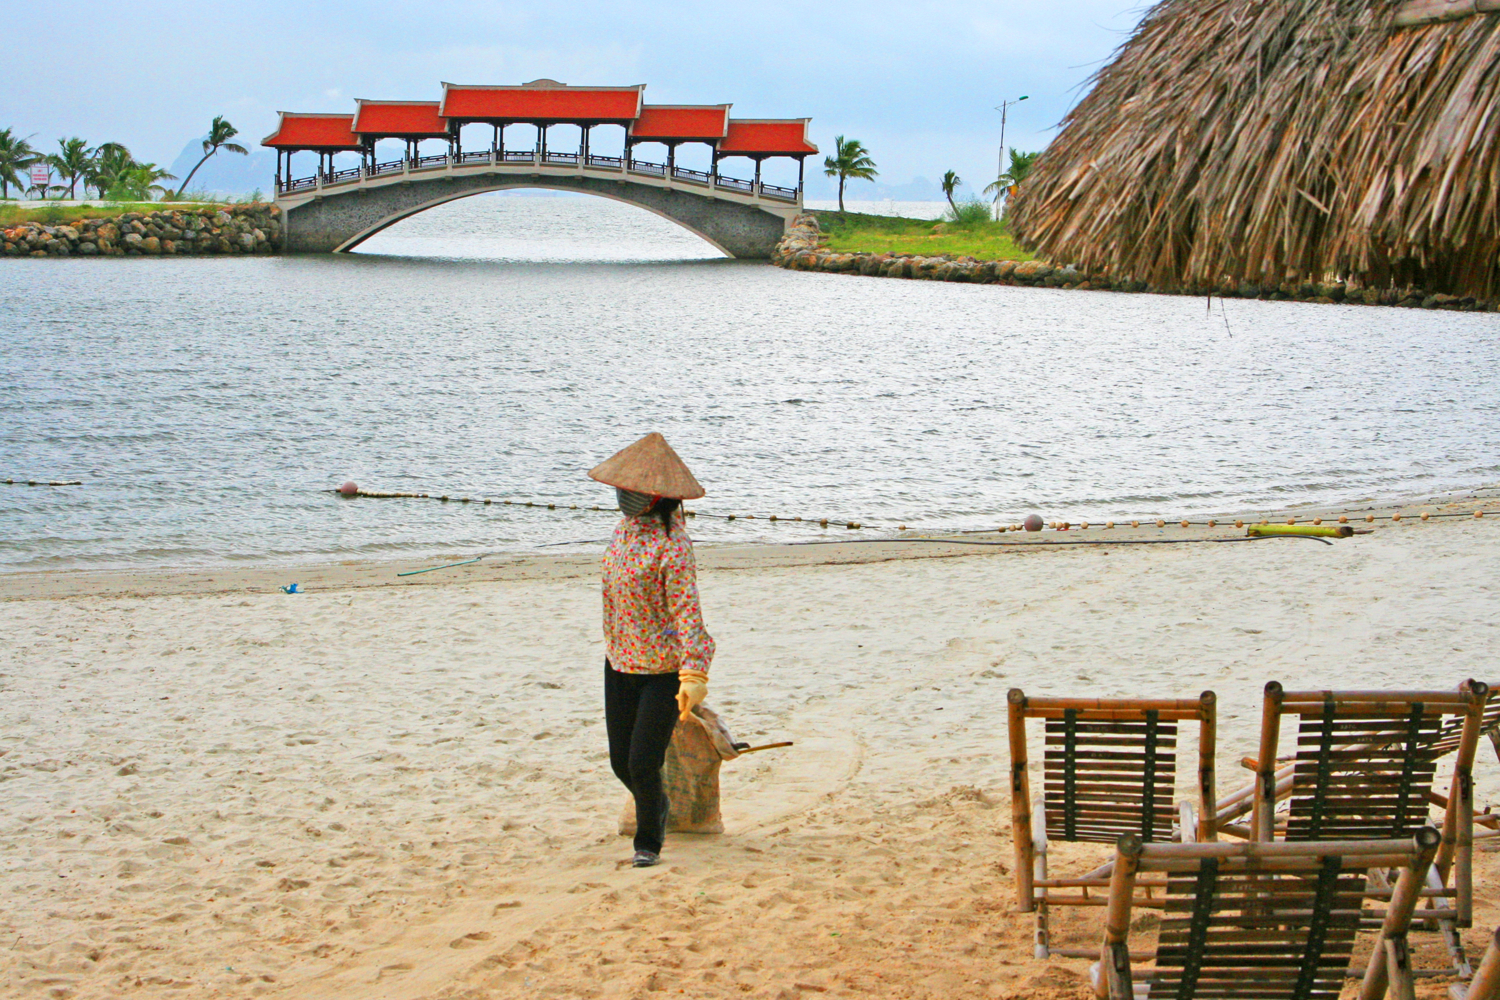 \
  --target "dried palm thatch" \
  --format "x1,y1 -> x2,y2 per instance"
1010,1 -> 1500,299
